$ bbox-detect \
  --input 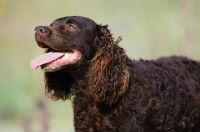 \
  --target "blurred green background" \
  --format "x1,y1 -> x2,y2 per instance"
0,0 -> 199,132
